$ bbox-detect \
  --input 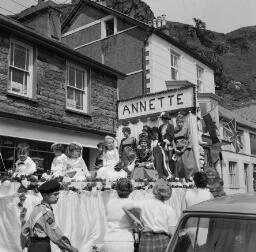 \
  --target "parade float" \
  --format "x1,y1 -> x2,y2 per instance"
0,85 -> 222,252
